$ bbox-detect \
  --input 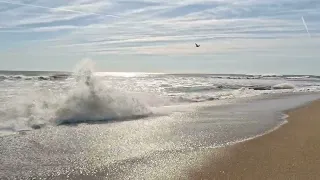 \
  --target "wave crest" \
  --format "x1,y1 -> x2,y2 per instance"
56,60 -> 152,125
272,83 -> 295,89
